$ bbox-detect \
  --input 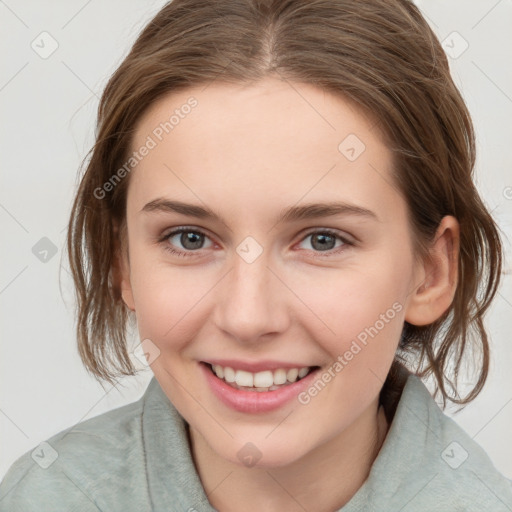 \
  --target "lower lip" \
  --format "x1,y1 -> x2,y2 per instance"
200,362 -> 320,413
